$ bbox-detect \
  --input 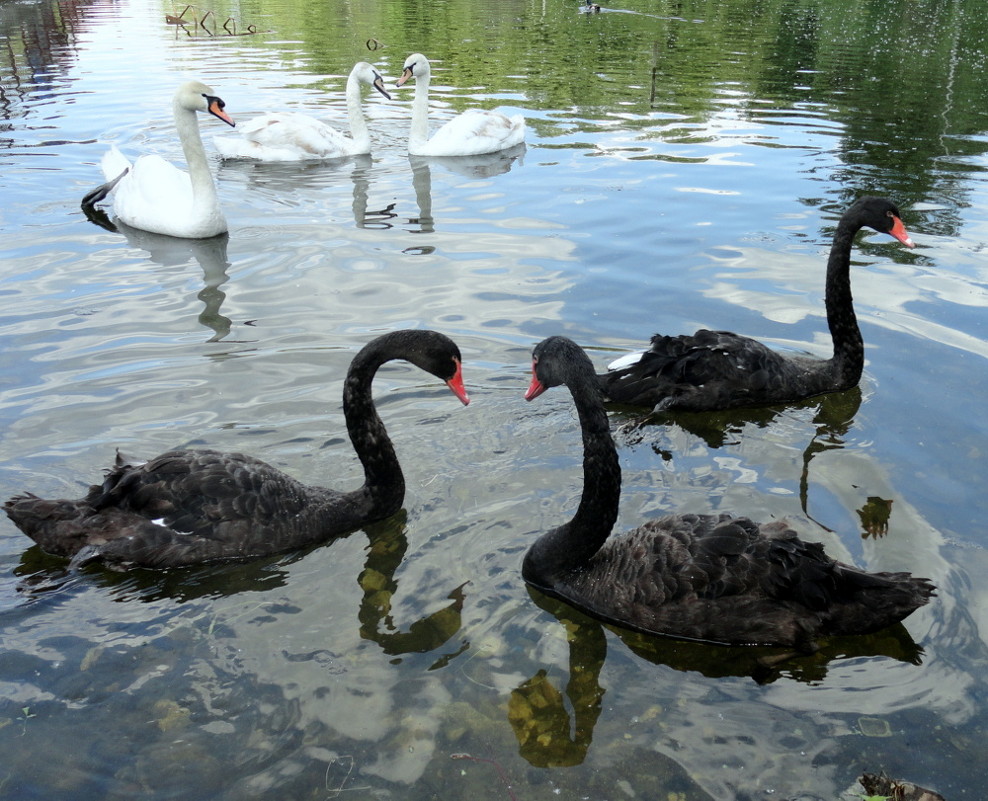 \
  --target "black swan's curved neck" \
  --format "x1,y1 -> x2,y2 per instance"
532,357 -> 622,574
342,338 -> 405,512
824,211 -> 866,387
